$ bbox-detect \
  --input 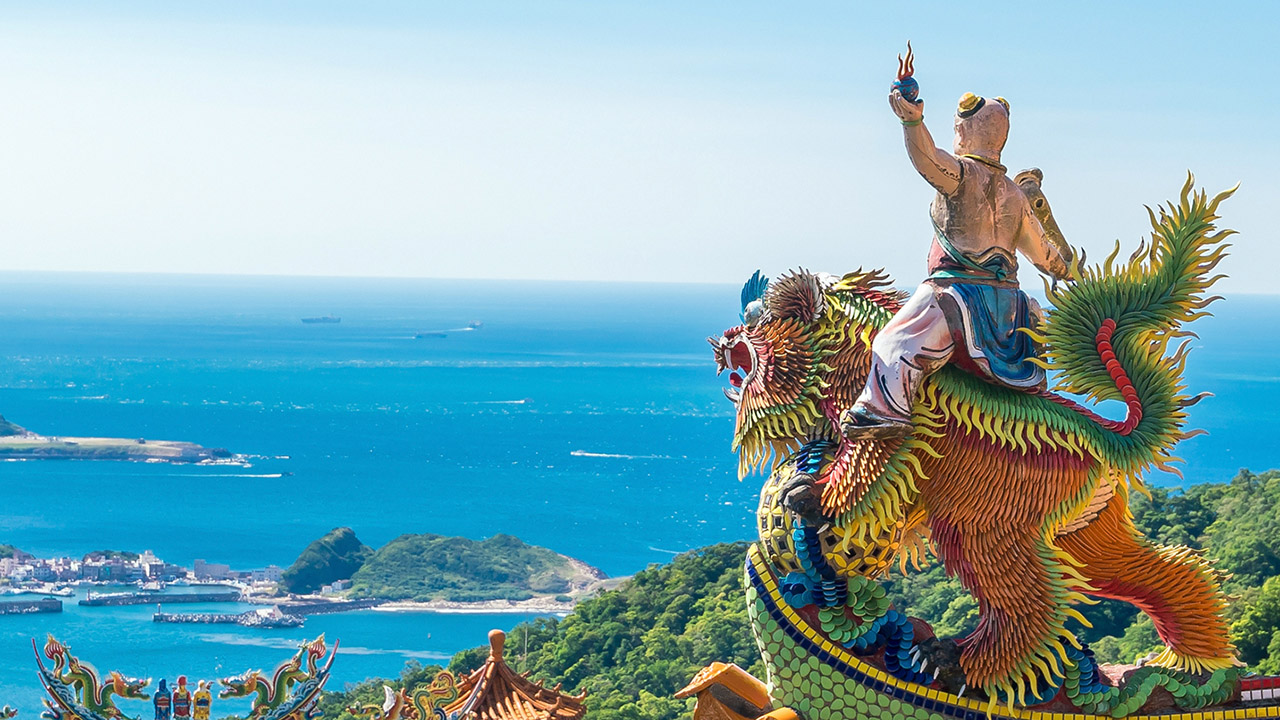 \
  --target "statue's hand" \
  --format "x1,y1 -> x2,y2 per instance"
889,89 -> 923,124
